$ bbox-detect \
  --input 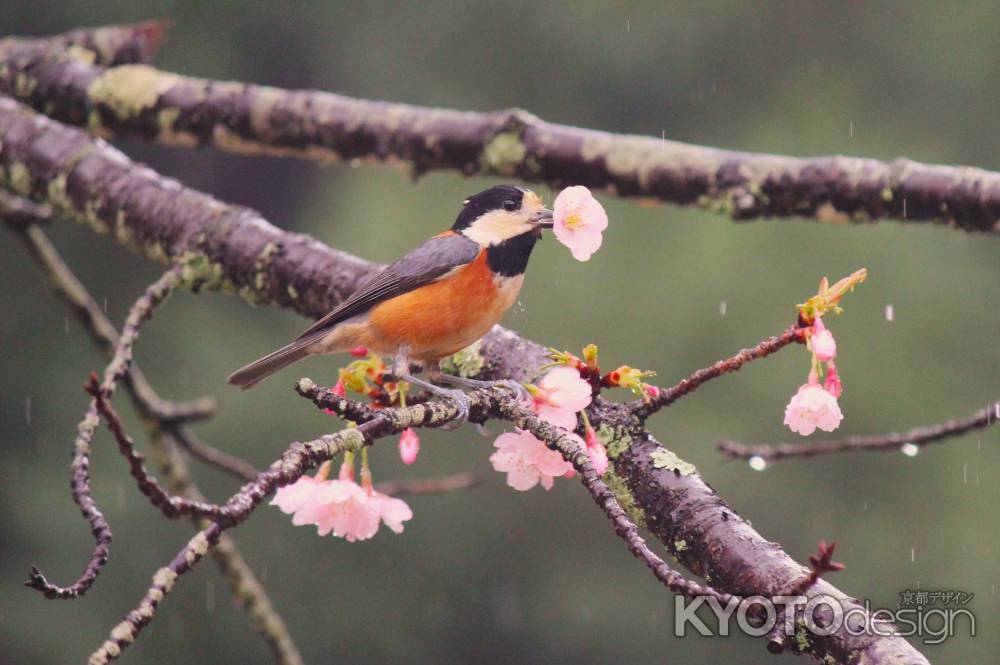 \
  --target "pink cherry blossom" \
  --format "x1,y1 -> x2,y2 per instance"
371,492 -> 413,533
810,317 -> 837,362
398,428 -> 420,465
531,366 -> 592,430
490,429 -> 574,491
553,186 -> 608,261
584,427 -> 609,476
783,383 -> 843,436
271,475 -> 412,541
